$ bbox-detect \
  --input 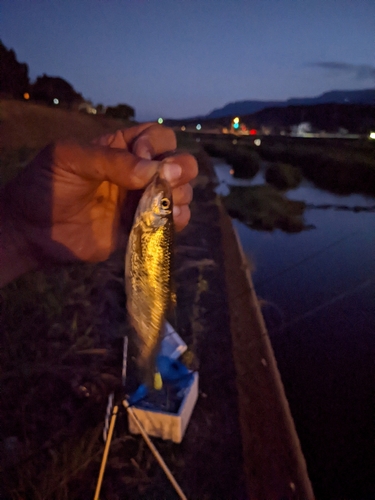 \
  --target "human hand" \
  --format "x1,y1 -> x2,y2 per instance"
0,124 -> 198,275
